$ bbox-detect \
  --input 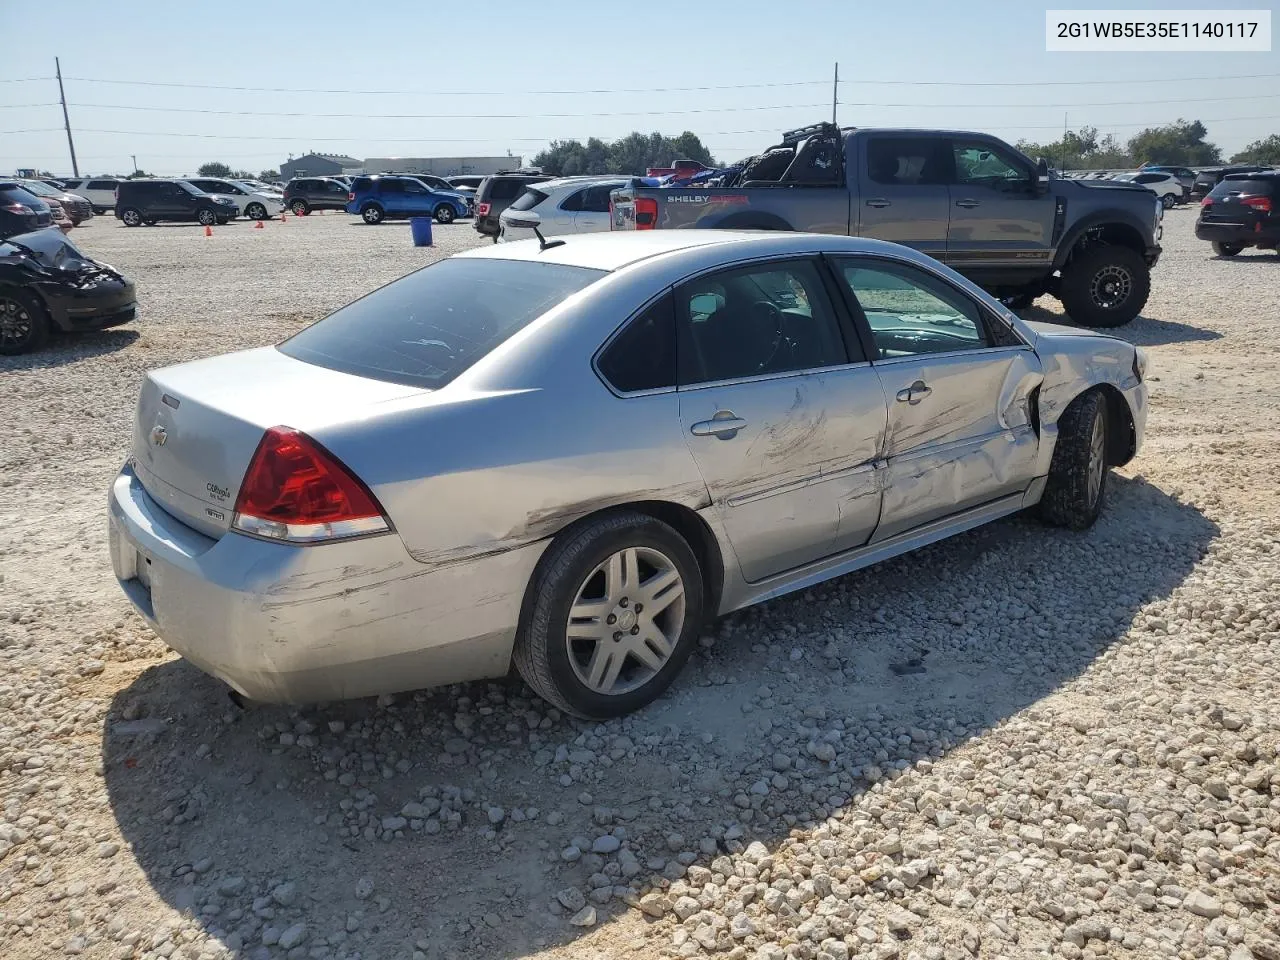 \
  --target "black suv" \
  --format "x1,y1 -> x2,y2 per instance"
282,177 -> 350,216
1191,165 -> 1273,200
115,180 -> 237,227
474,174 -> 552,240
1195,171 -> 1280,257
